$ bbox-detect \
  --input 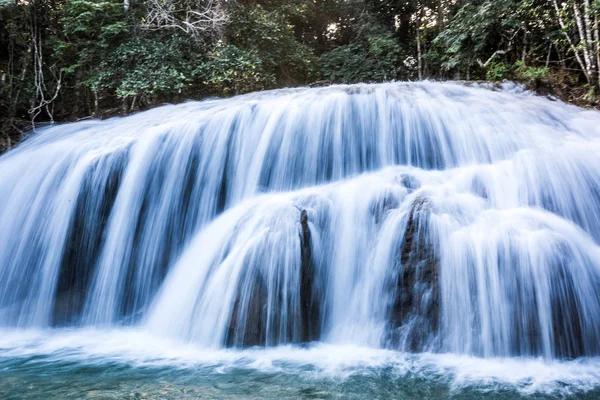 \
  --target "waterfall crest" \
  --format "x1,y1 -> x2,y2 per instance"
1,82 -> 599,359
